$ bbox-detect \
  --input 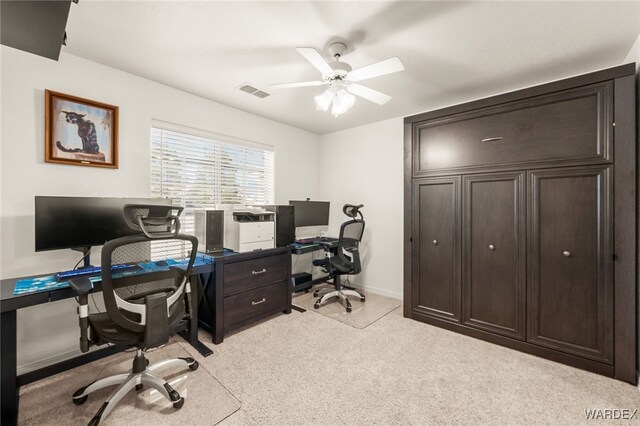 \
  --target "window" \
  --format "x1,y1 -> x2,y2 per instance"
150,124 -> 274,257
